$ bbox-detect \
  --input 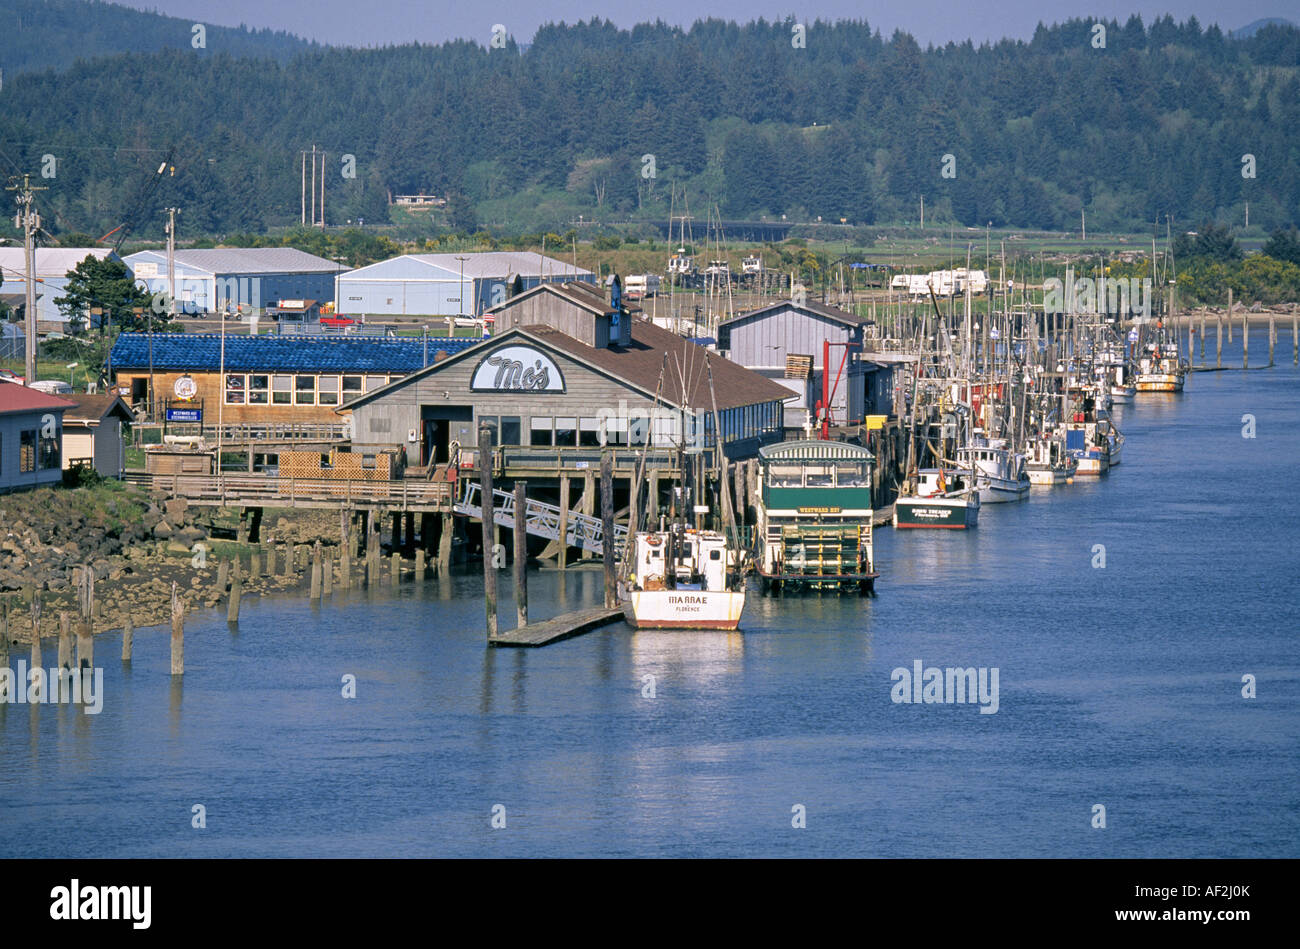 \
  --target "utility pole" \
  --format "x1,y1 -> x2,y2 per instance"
7,174 -> 47,385
319,150 -> 325,228
300,151 -> 306,226
309,145 -> 317,228
164,207 -> 180,319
